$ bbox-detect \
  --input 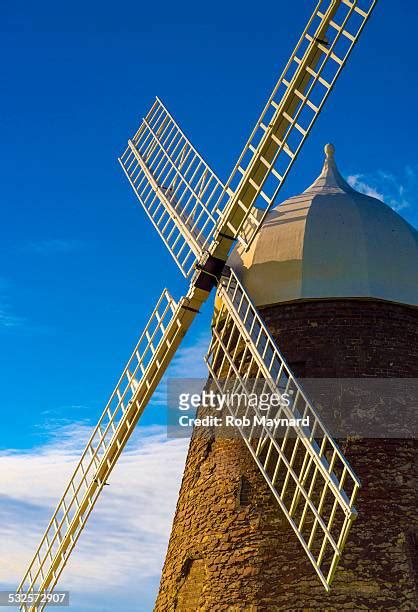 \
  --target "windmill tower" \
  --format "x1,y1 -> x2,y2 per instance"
16,2 -> 394,610
155,145 -> 418,610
